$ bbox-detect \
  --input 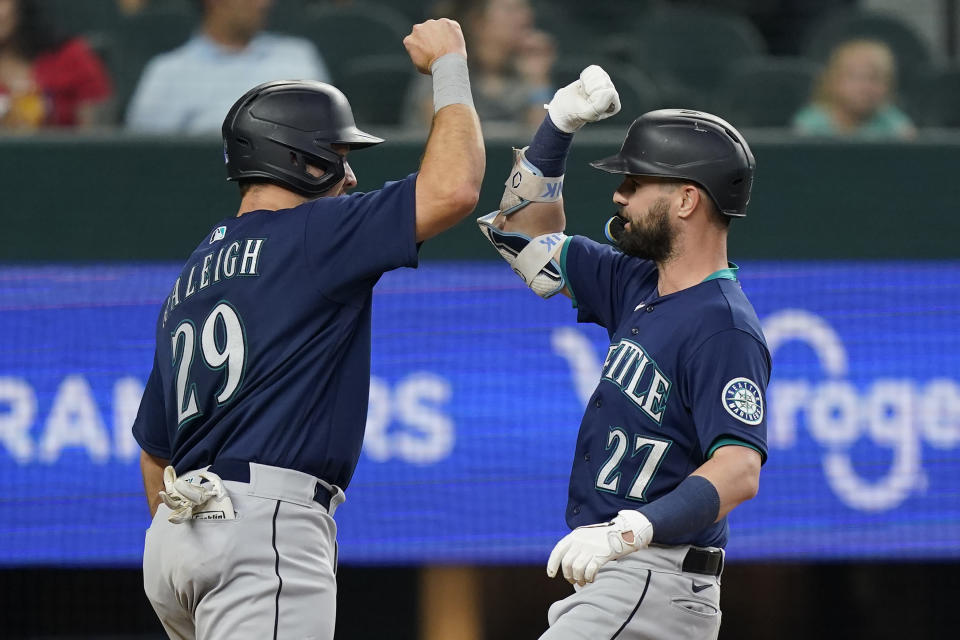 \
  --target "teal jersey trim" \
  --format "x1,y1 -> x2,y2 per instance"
559,236 -> 578,308
707,436 -> 764,462
702,262 -> 739,283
